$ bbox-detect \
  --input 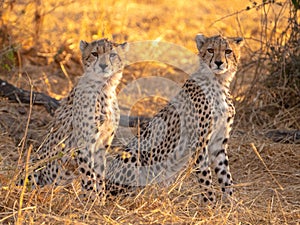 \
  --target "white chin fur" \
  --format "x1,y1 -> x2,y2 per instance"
102,72 -> 113,78
212,68 -> 227,75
